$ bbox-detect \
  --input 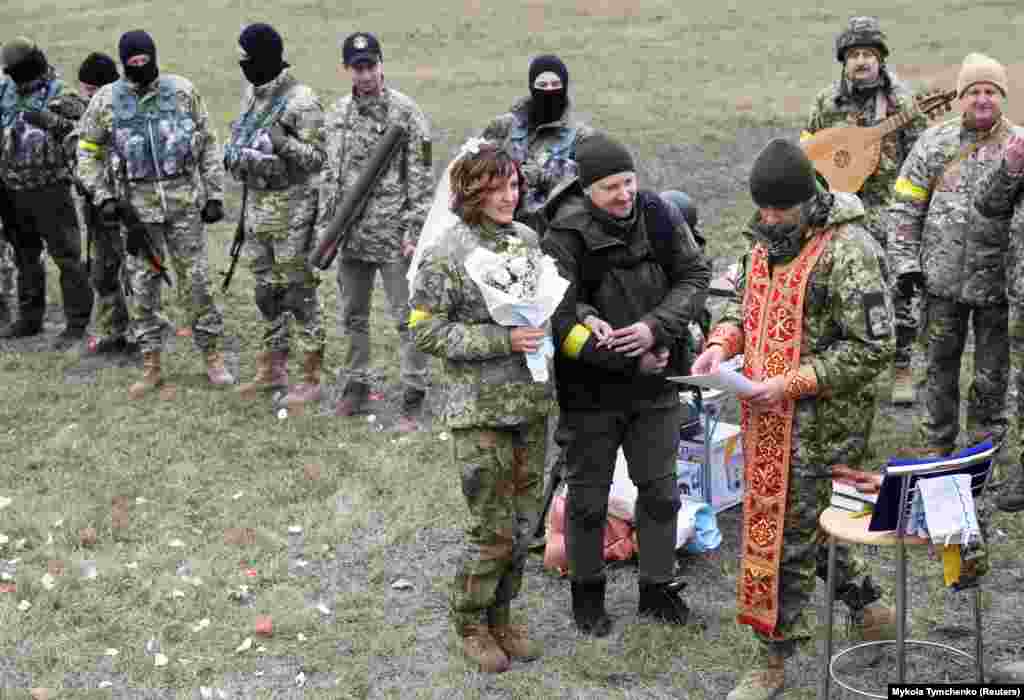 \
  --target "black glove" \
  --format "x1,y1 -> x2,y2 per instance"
267,124 -> 288,151
98,199 -> 120,227
22,109 -> 60,131
200,199 -> 224,224
896,271 -> 925,297
124,223 -> 147,257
